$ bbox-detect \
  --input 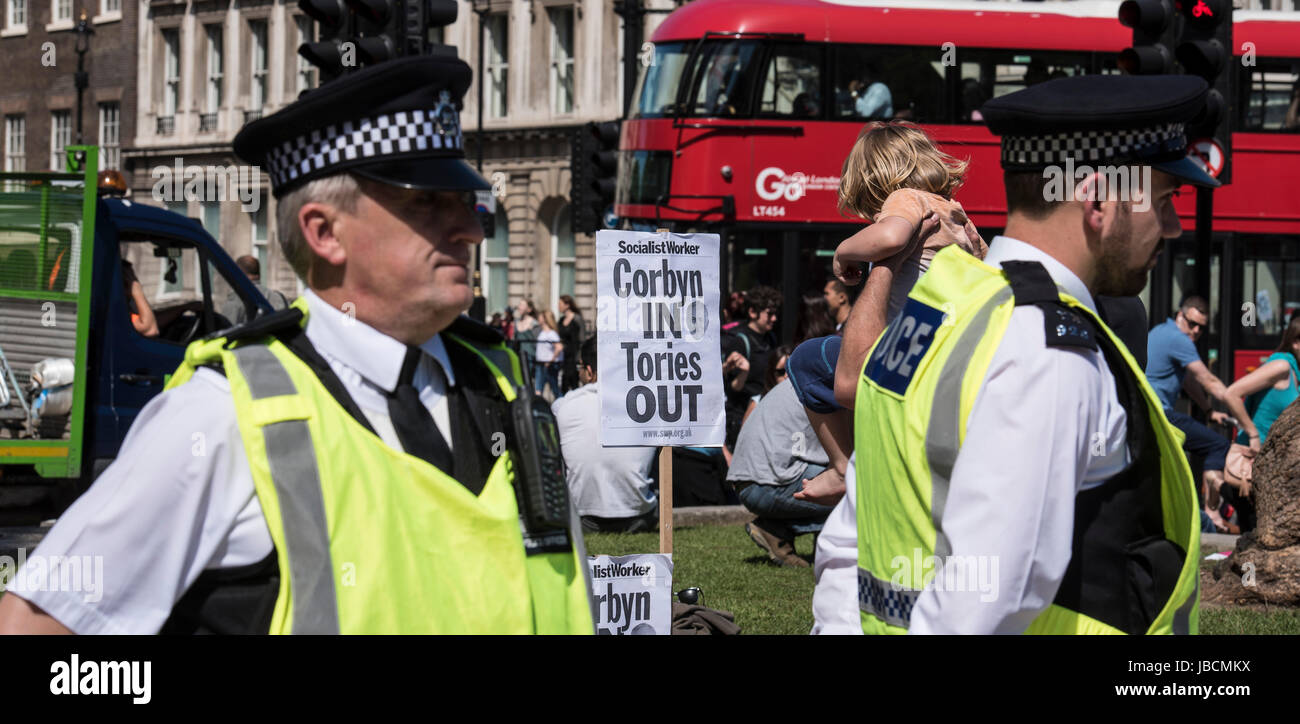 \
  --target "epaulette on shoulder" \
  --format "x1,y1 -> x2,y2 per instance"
445,314 -> 504,347
205,307 -> 305,348
1039,301 -> 1099,352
